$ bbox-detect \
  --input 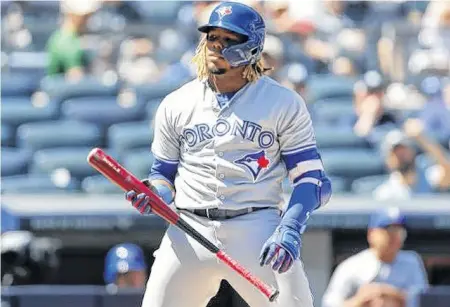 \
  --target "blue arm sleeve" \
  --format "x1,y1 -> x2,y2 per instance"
282,171 -> 327,231
281,148 -> 332,232
148,158 -> 178,186
146,158 -> 178,204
